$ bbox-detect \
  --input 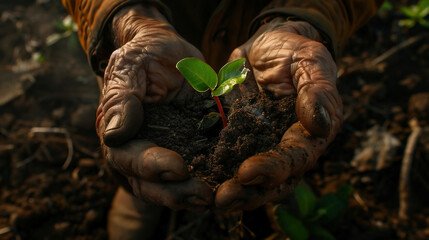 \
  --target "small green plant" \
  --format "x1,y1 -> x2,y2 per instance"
274,184 -> 354,240
46,15 -> 78,46
176,58 -> 249,128
399,0 -> 429,28
378,1 -> 393,16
